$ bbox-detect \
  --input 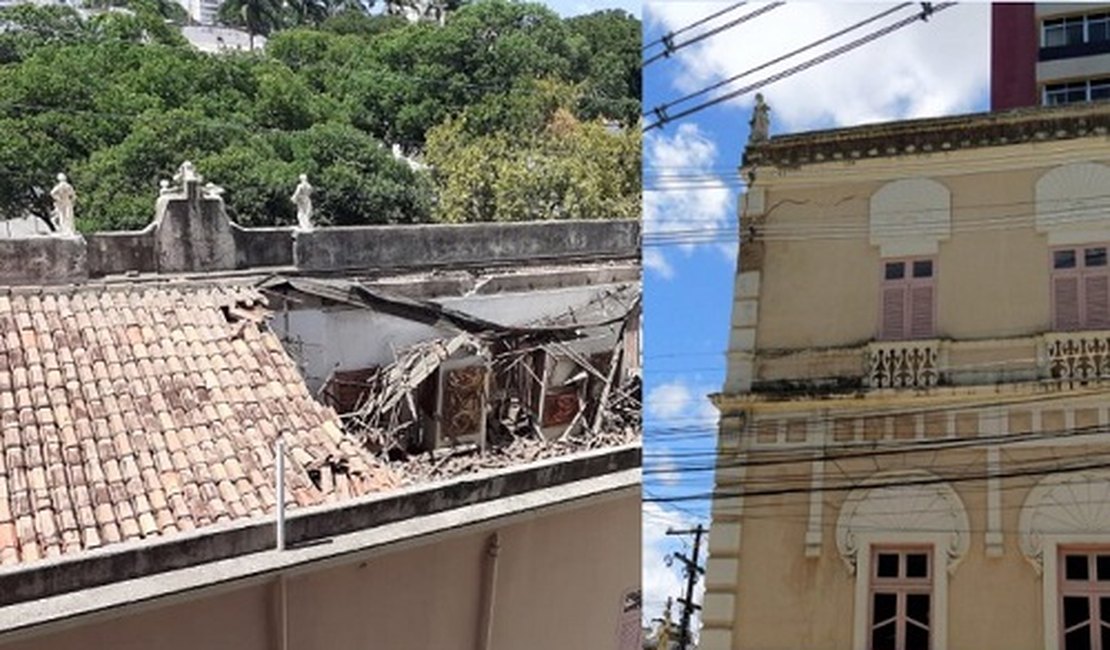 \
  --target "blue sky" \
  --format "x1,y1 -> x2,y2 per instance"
640,0 -> 992,630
